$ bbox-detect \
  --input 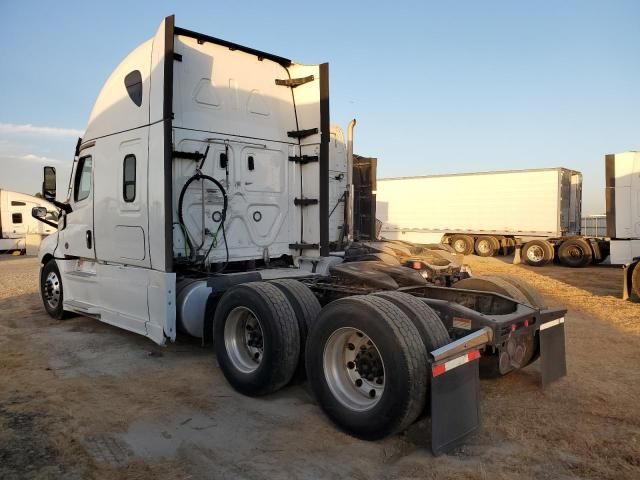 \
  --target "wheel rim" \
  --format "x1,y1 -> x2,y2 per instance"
44,271 -> 61,309
567,246 -> 584,259
224,306 -> 264,374
477,240 -> 491,254
526,245 -> 545,263
453,239 -> 467,253
323,327 -> 385,412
